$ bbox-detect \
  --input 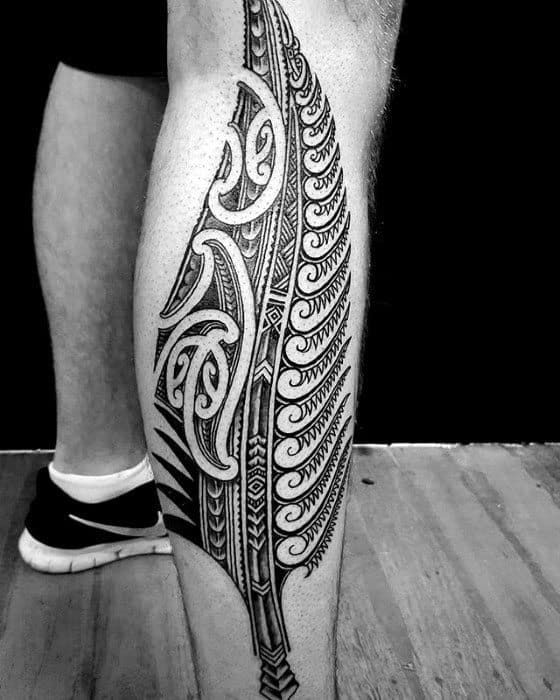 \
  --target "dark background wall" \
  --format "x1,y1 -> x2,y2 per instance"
1,3 -> 556,448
